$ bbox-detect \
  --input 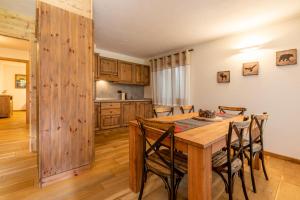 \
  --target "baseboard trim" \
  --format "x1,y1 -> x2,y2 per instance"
264,151 -> 300,165
40,164 -> 91,187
